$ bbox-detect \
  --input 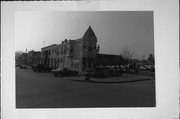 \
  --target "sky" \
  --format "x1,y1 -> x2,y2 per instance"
15,11 -> 154,59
